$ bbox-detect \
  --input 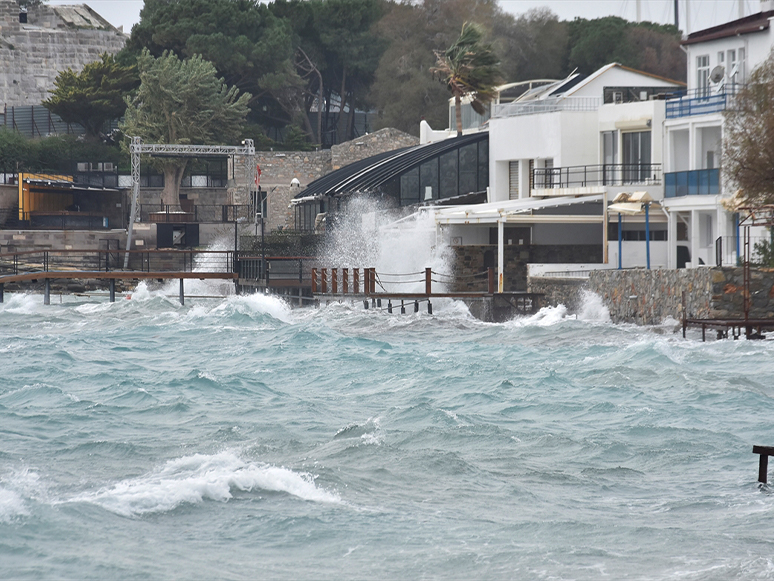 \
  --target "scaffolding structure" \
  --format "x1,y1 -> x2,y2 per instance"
125,137 -> 256,267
